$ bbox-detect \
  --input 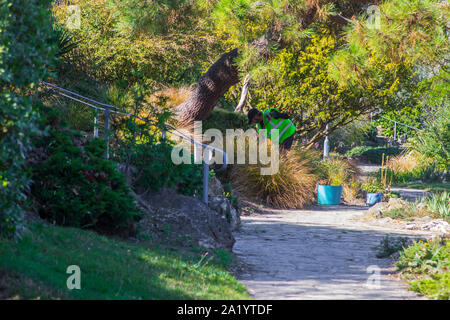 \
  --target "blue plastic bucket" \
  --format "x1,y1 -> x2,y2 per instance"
317,184 -> 343,205
366,192 -> 383,206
